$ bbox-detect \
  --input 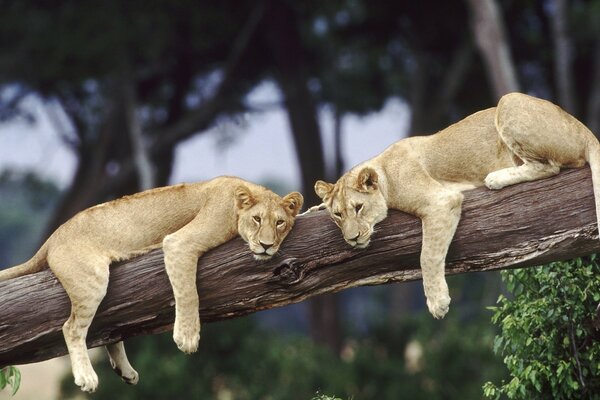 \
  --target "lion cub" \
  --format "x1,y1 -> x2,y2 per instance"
315,92 -> 600,319
0,176 -> 303,392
